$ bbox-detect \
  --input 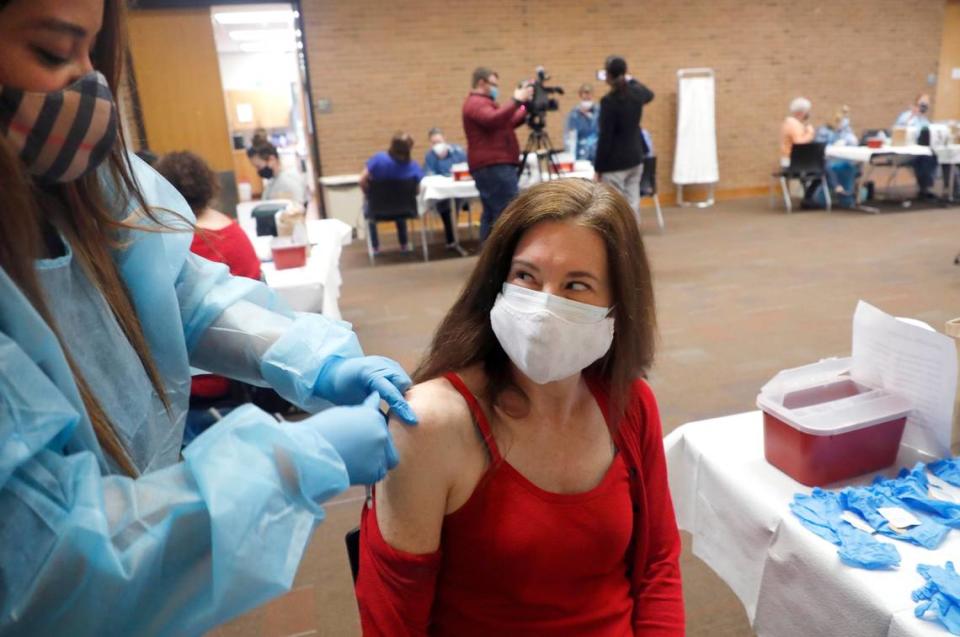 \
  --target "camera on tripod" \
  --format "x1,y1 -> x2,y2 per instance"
518,67 -> 566,180
525,66 -> 564,130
